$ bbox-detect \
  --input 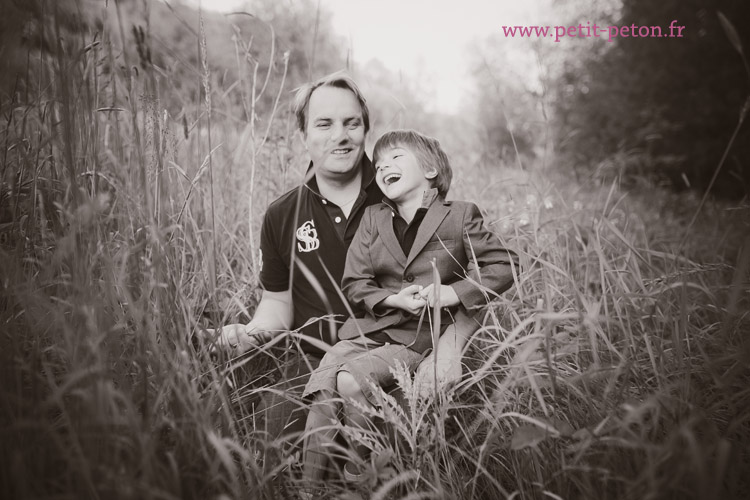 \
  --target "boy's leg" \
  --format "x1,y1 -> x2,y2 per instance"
340,342 -> 425,407
413,310 -> 480,397
337,343 -> 424,462
301,339 -> 374,483
304,339 -> 424,480
336,371 -> 372,460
